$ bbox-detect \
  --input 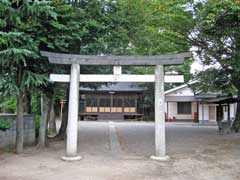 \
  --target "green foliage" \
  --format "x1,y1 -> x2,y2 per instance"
1,98 -> 17,113
190,0 -> 240,131
31,94 -> 41,115
191,0 -> 240,93
0,0 -> 56,98
120,0 -> 193,55
166,58 -> 193,83
0,0 -> 194,123
0,119 -> 12,131
119,0 -> 193,93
